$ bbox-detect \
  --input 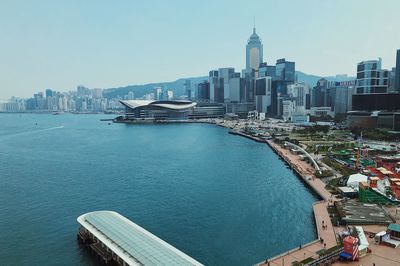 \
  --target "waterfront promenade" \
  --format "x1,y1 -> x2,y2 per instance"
266,140 -> 332,201
257,141 -> 338,266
